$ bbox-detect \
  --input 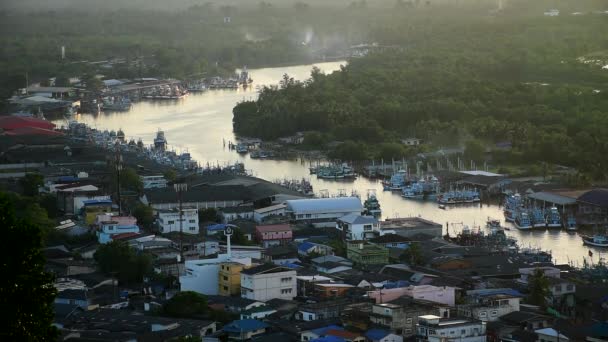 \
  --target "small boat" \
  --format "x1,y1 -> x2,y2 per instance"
565,215 -> 577,231
546,207 -> 562,228
582,235 -> 608,247
235,143 -> 248,154
438,204 -> 446,210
